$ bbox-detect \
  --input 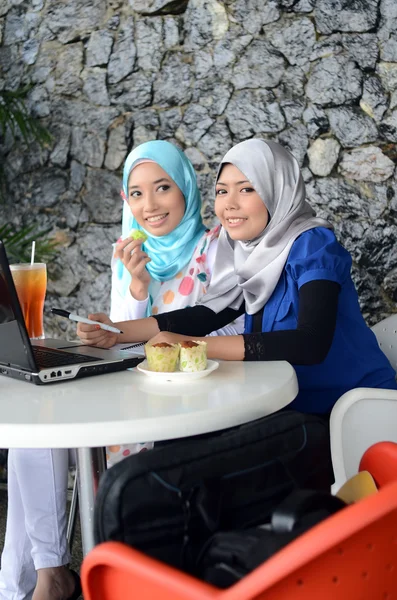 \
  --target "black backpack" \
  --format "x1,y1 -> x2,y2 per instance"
197,488 -> 346,588
94,410 -> 334,577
